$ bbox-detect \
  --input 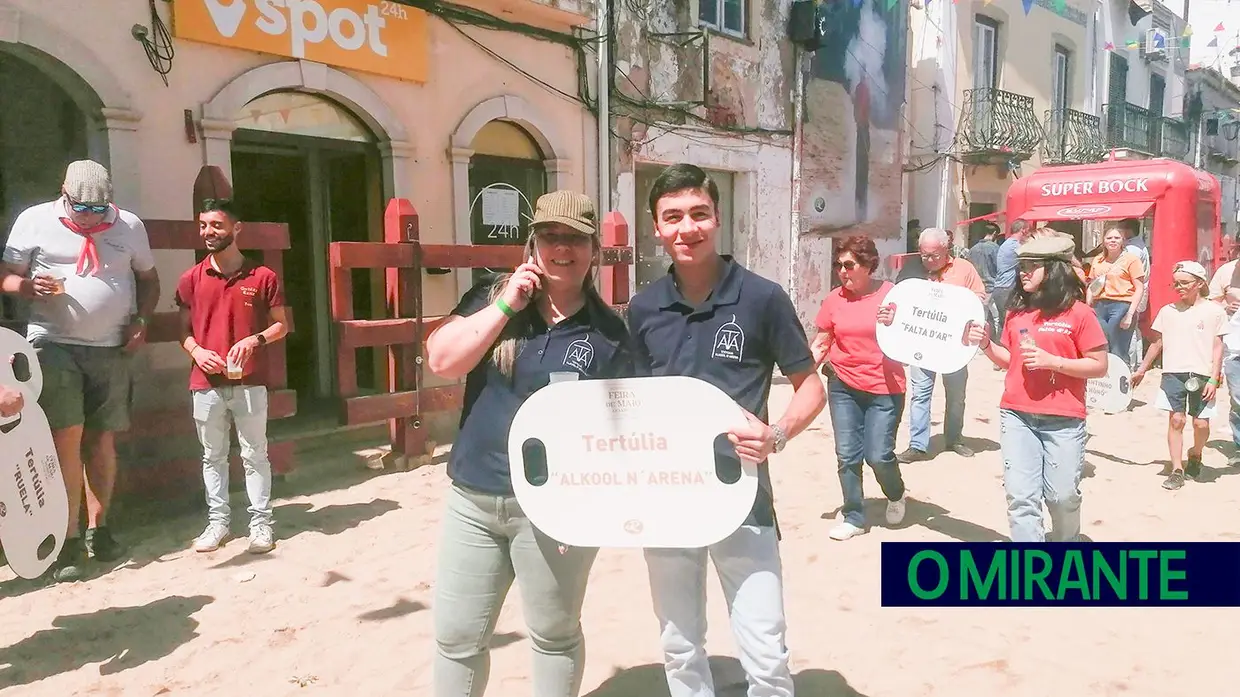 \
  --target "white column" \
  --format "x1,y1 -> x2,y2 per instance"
543,158 -> 572,194
200,117 -> 237,185
97,107 -> 143,211
380,139 -> 416,201
450,146 -> 475,297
